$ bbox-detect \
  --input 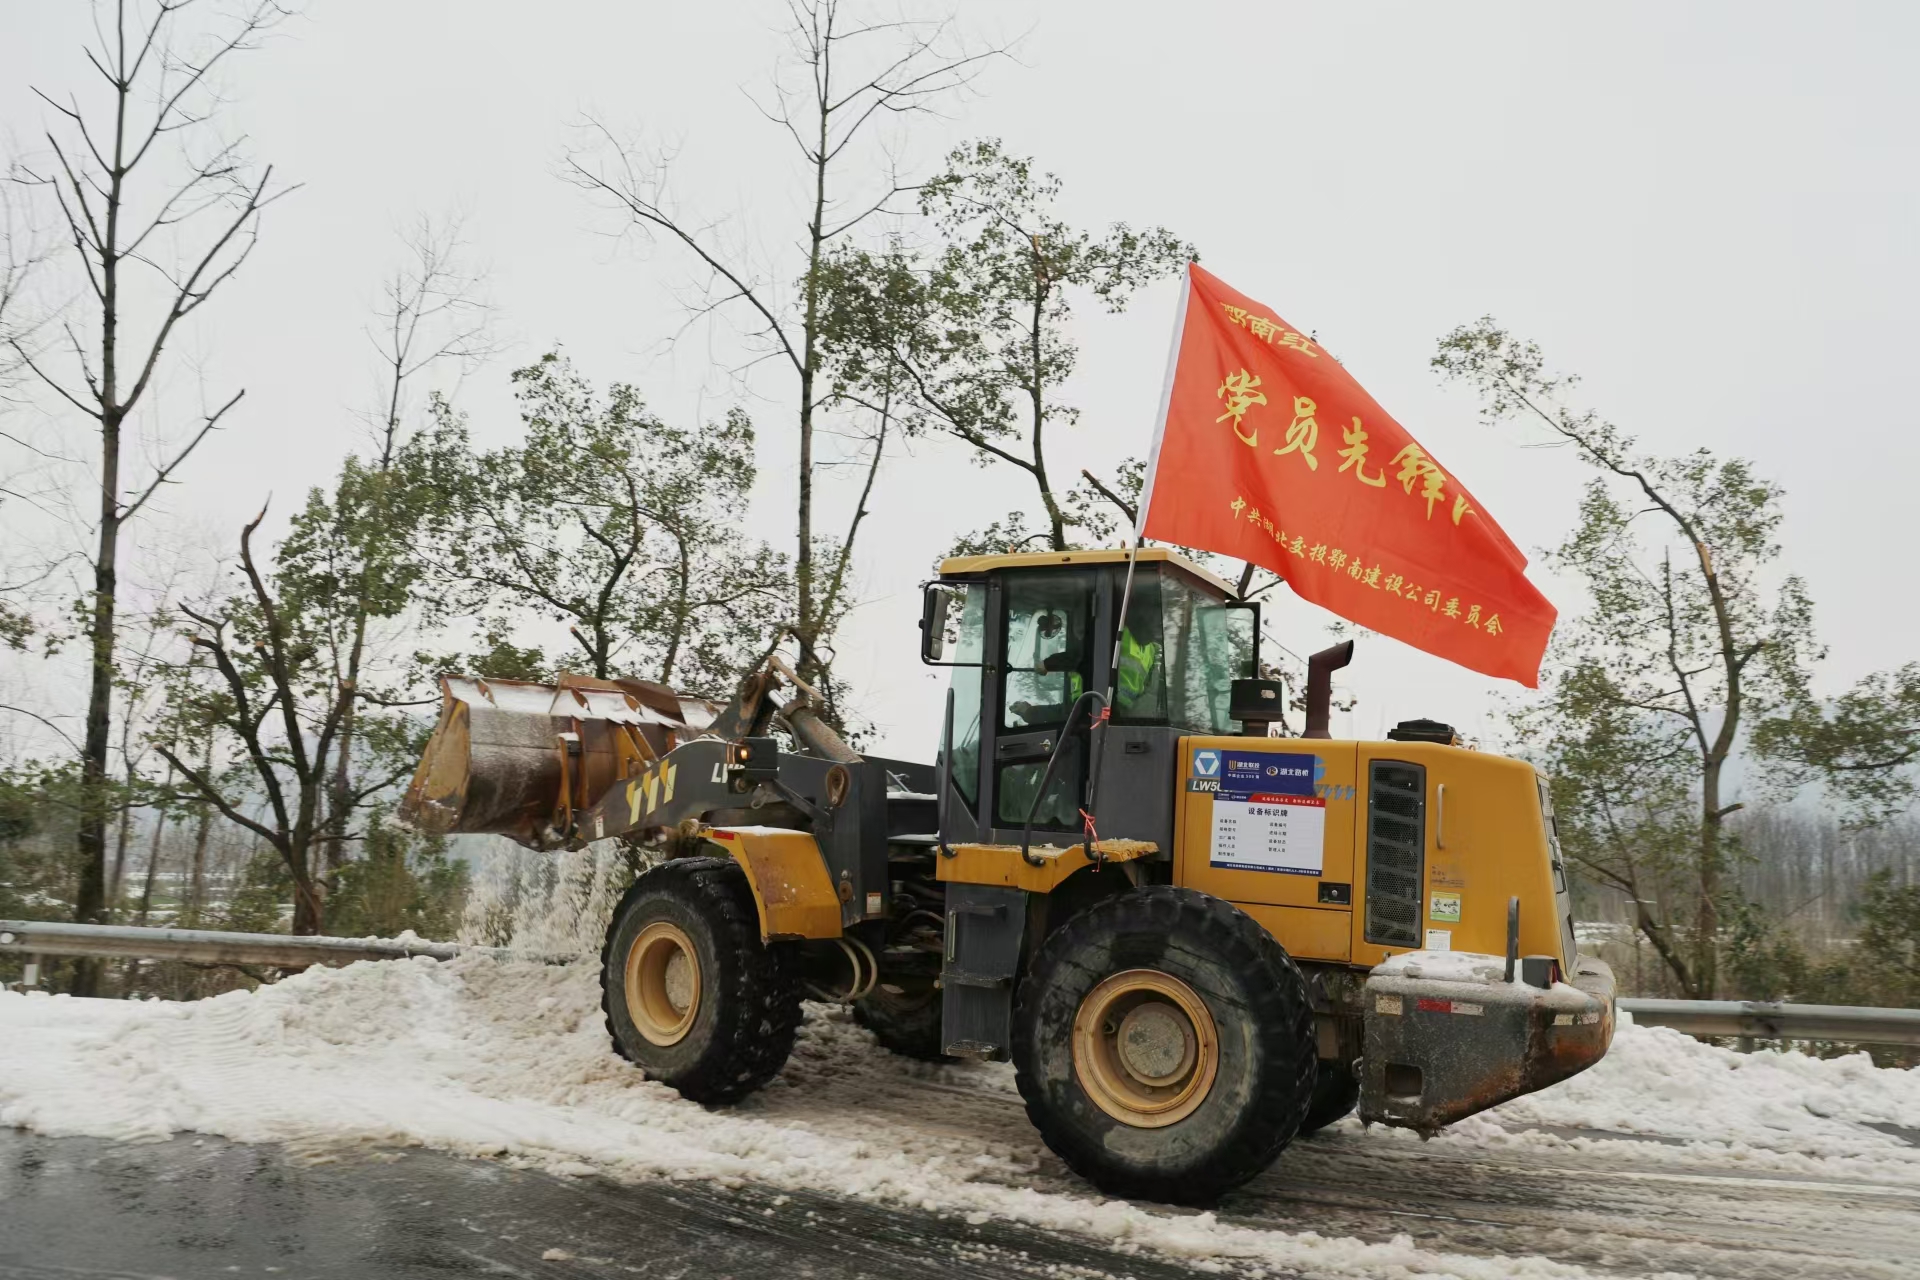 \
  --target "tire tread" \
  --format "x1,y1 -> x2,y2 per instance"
600,857 -> 801,1105
1012,886 -> 1318,1204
